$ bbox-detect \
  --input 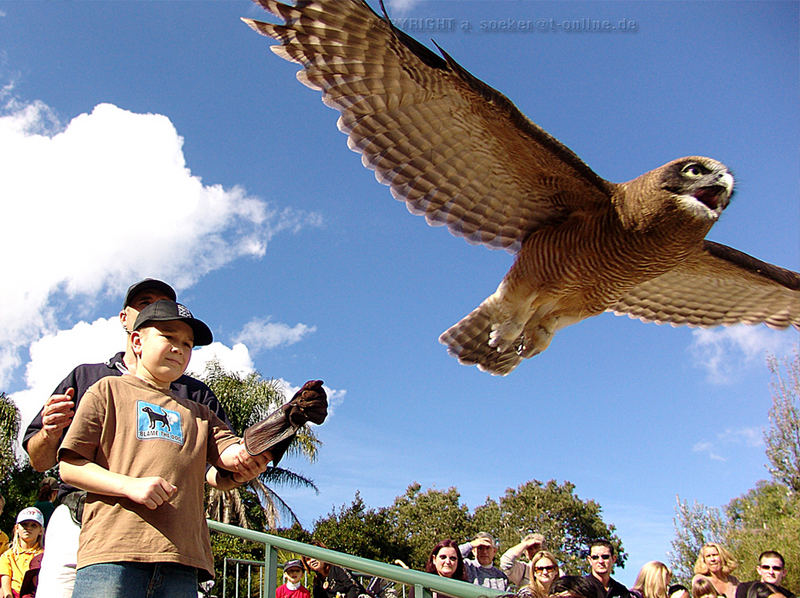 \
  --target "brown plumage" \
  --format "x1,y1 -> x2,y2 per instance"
243,0 -> 800,375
